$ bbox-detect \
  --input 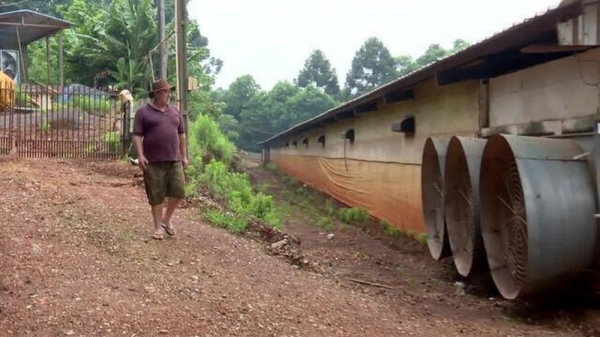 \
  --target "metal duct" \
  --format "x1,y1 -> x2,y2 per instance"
444,136 -> 488,277
421,137 -> 452,260
479,134 -> 597,299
